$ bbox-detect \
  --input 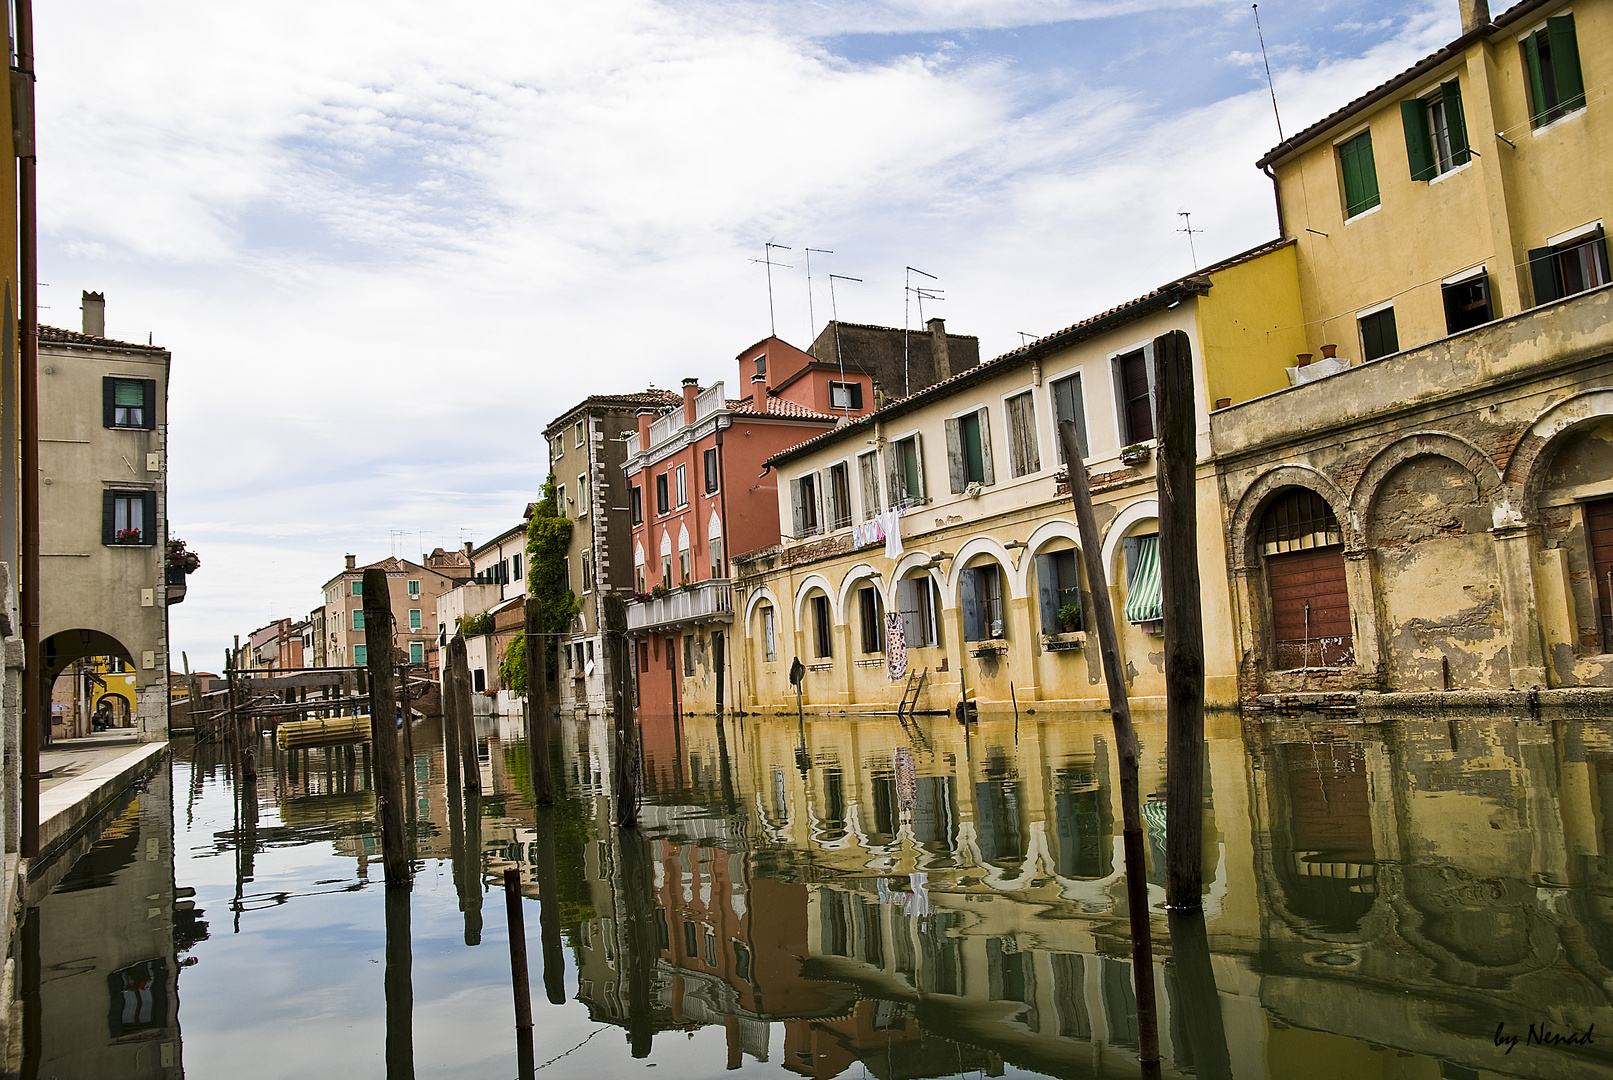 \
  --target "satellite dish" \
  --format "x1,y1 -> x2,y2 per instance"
788,657 -> 805,686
